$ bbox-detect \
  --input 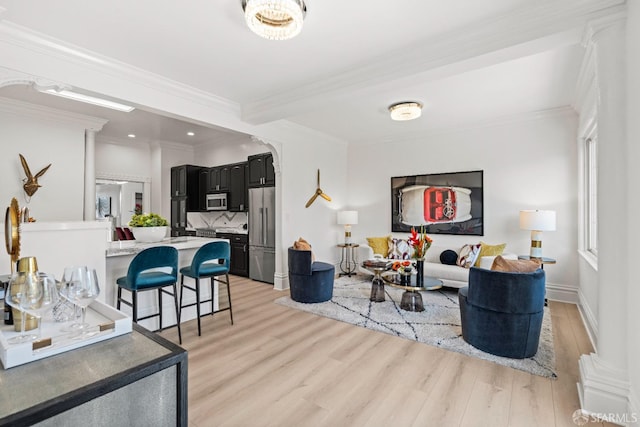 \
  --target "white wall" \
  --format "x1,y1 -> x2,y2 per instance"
279,133 -> 349,266
0,98 -> 91,221
95,138 -> 151,179
347,110 -> 578,291
626,0 -> 640,418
